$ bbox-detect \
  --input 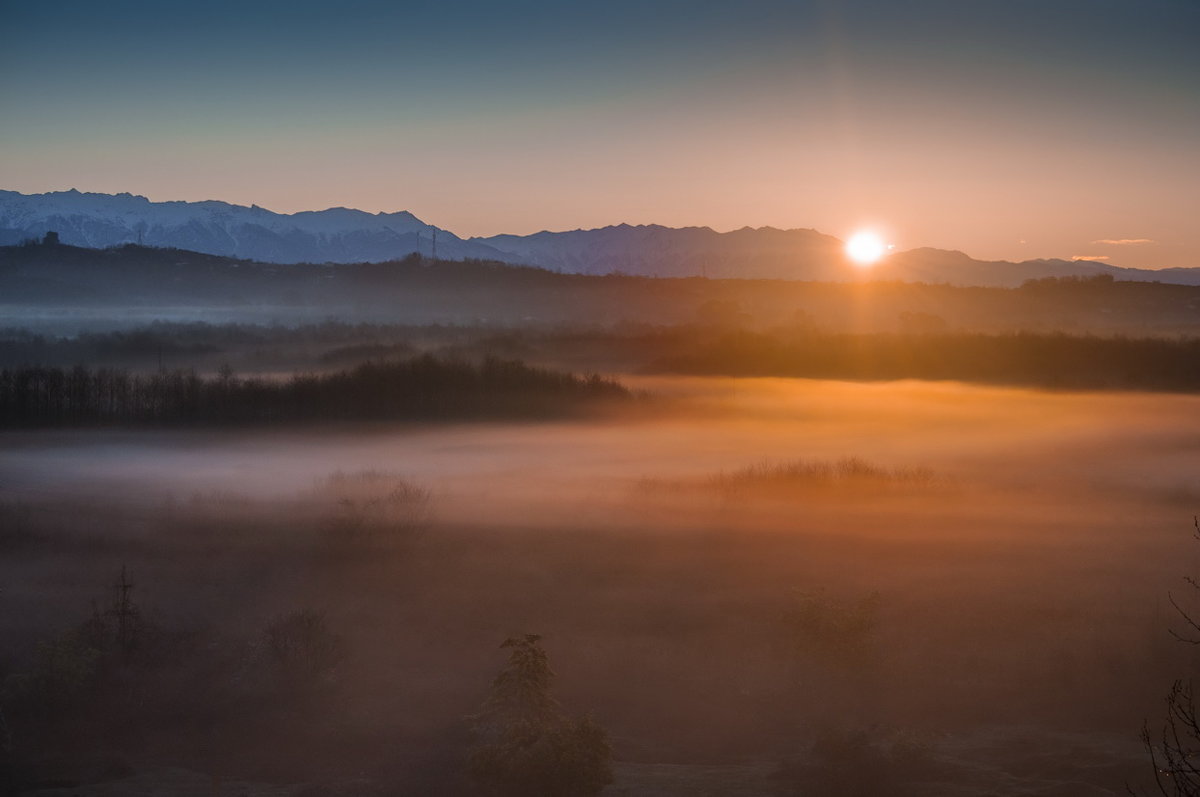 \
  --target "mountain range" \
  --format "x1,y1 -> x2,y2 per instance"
3,189 -> 1197,287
